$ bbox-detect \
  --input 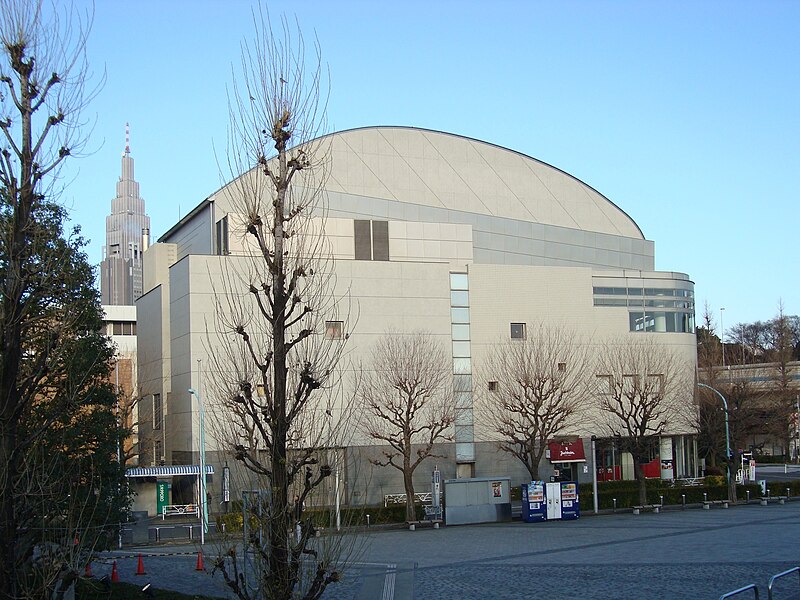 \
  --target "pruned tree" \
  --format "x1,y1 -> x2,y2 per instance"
0,2 -> 126,598
205,10 -> 358,600
593,338 -> 691,505
476,323 -> 590,480
360,331 -> 453,522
